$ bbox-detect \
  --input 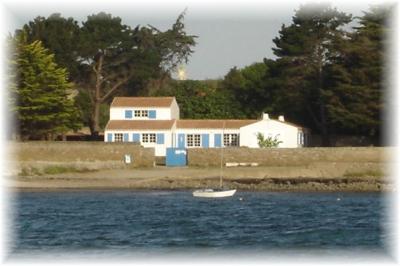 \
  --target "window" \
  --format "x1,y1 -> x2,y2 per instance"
187,134 -> 201,147
142,133 -> 156,143
114,133 -> 123,142
142,134 -> 148,143
223,134 -> 239,146
141,110 -> 148,117
134,110 -> 149,118
187,135 -> 193,147
150,133 -> 156,143
298,132 -> 304,145
195,135 -> 201,146
231,134 -> 239,146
